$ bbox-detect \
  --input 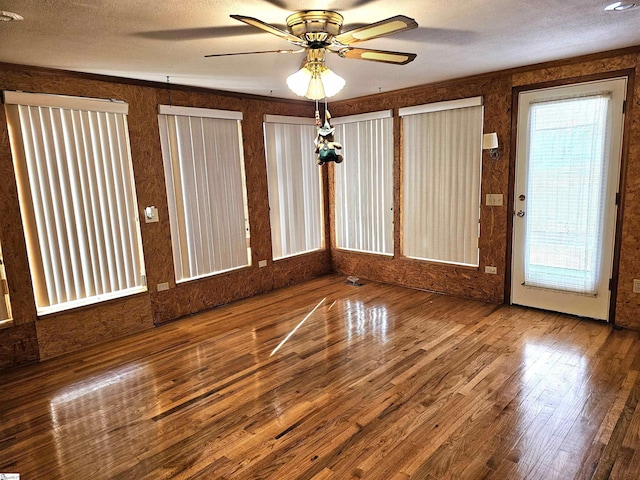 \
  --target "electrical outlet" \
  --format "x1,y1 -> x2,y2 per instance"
634,279 -> 640,294
144,206 -> 159,223
157,282 -> 169,292
258,260 -> 267,268
485,266 -> 497,274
